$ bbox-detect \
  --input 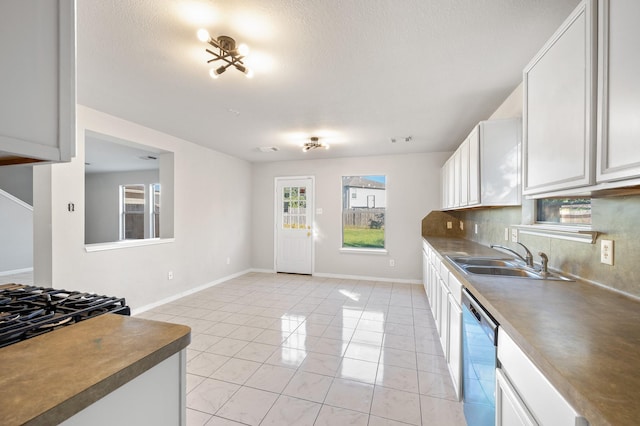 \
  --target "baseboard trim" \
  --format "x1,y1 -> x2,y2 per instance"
131,269 -> 252,315
312,272 -> 421,285
0,267 -> 33,277
248,268 -> 276,274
